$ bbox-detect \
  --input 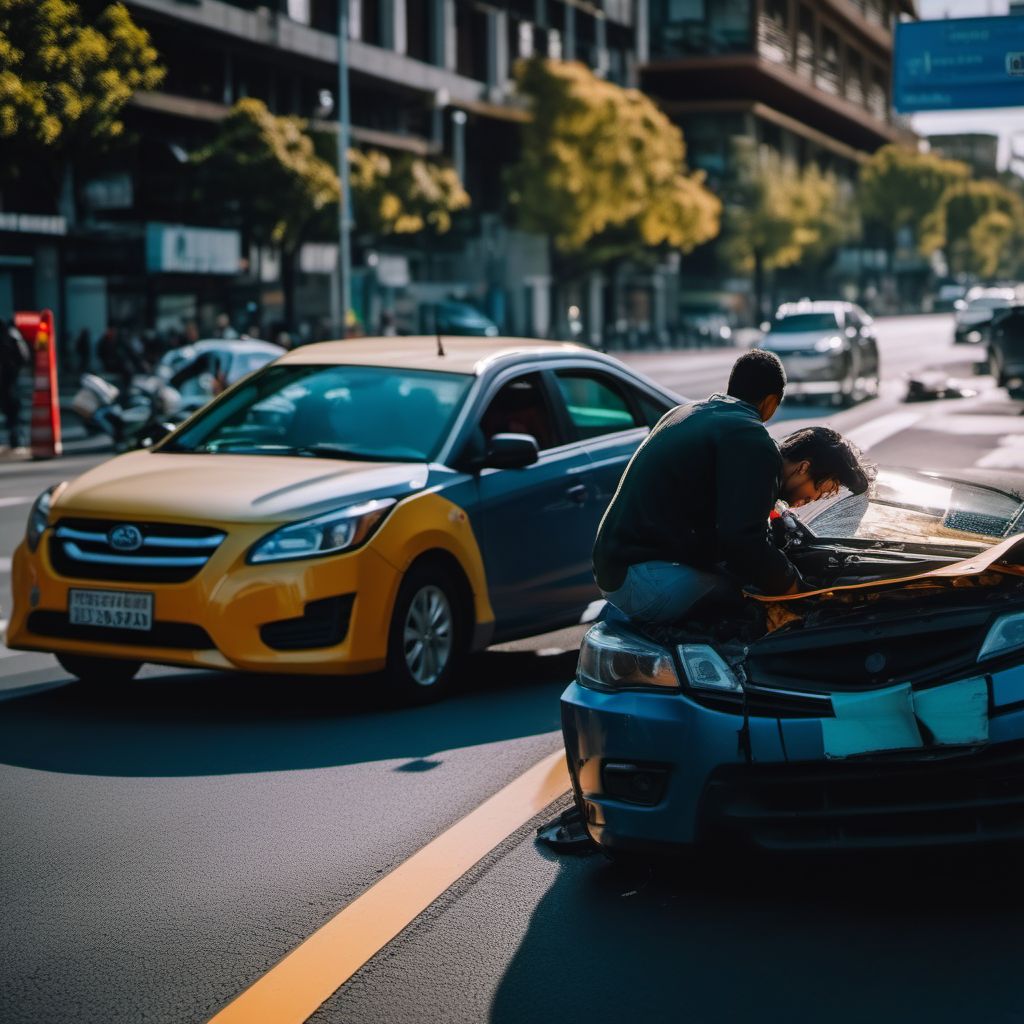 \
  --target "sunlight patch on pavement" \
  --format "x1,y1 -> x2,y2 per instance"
207,749 -> 570,1024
